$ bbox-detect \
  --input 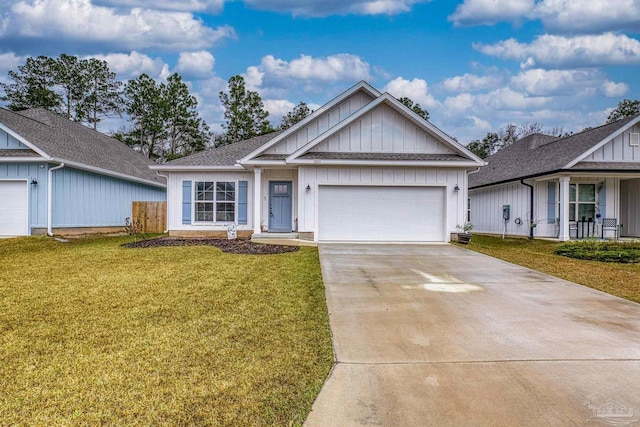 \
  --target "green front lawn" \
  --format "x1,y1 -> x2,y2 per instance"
461,235 -> 640,303
0,236 -> 333,425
